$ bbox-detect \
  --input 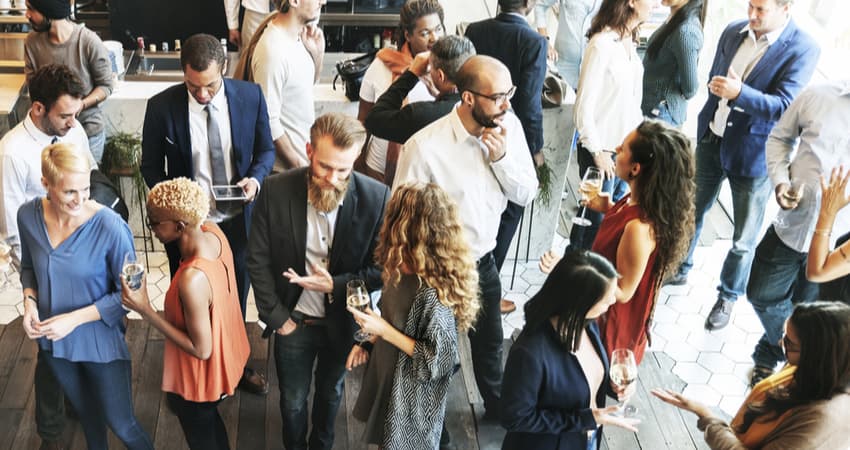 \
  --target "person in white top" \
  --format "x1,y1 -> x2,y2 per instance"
224,0 -> 277,48
249,0 -> 326,171
0,63 -> 95,450
569,0 -> 656,250
358,0 -> 444,185
534,0 -> 602,89
393,55 -> 538,418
